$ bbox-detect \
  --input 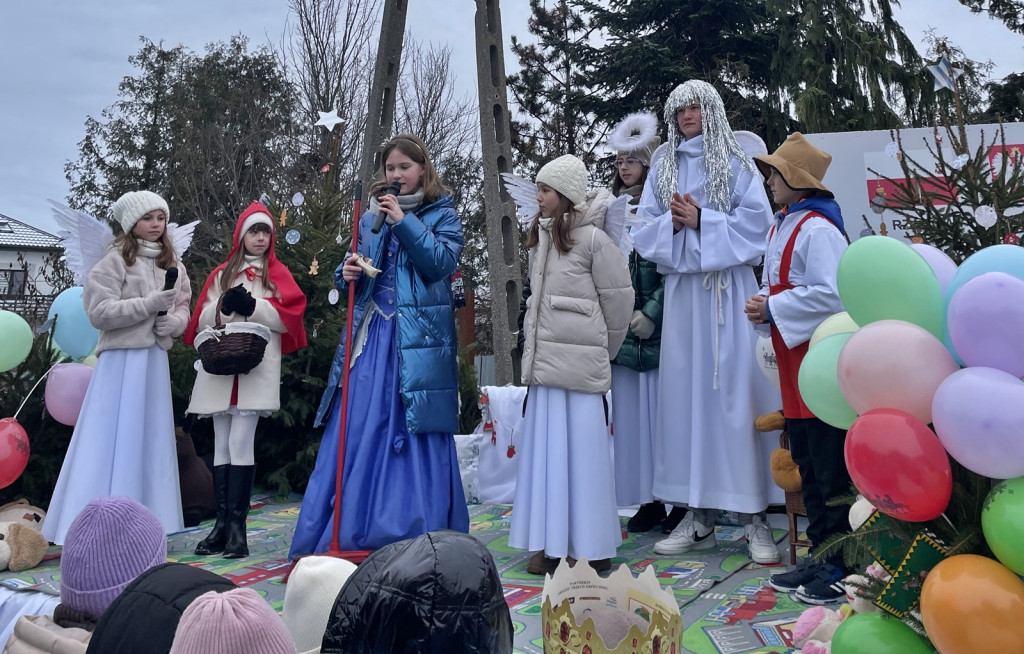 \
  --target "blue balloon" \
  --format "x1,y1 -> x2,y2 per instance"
47,287 -> 98,359
946,244 -> 1024,303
